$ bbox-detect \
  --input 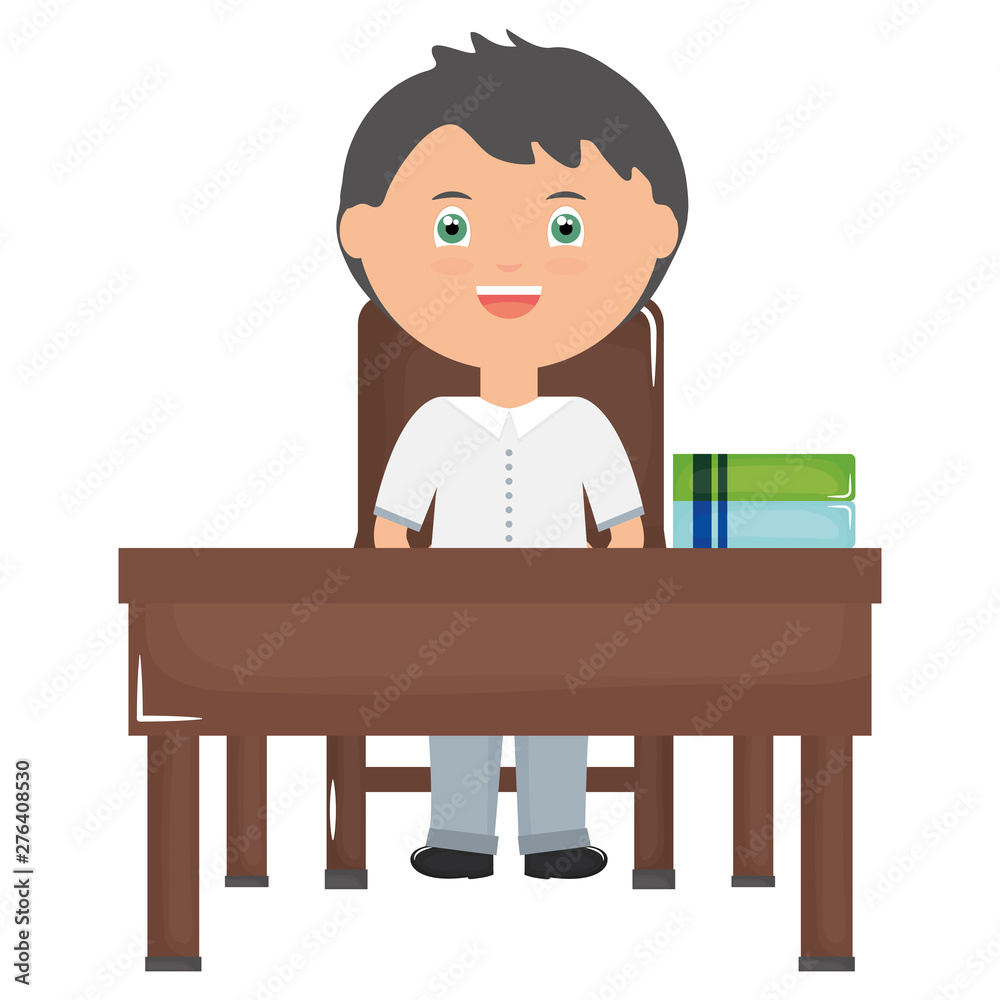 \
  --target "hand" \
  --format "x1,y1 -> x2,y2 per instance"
606,516 -> 644,548
373,515 -> 411,548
